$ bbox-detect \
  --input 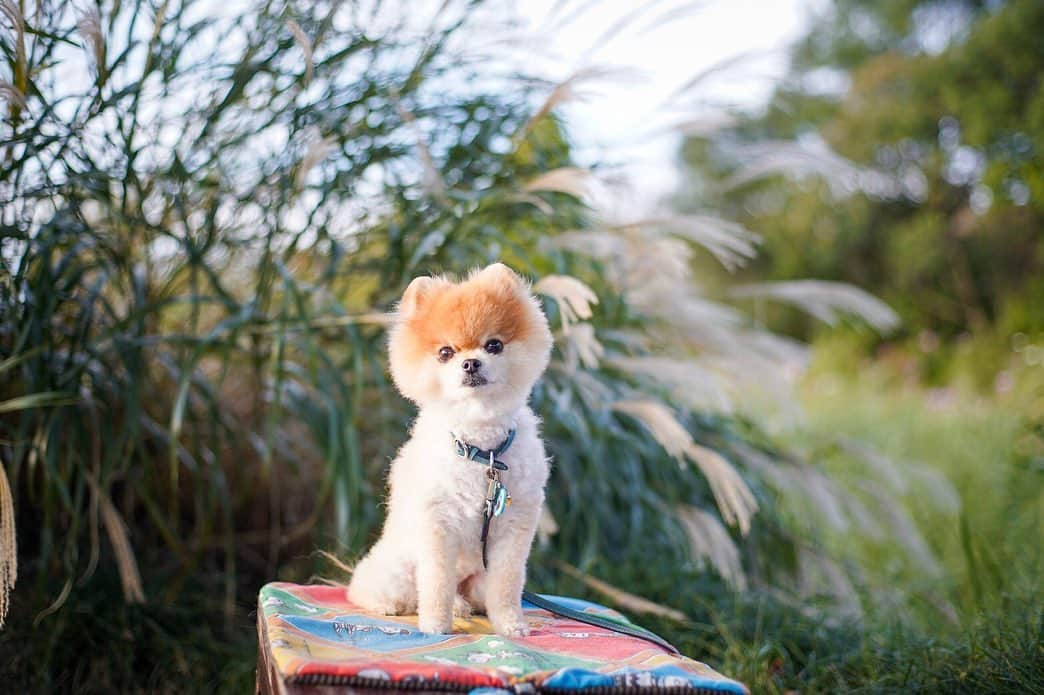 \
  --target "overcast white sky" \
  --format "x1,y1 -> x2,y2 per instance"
513,0 -> 823,214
